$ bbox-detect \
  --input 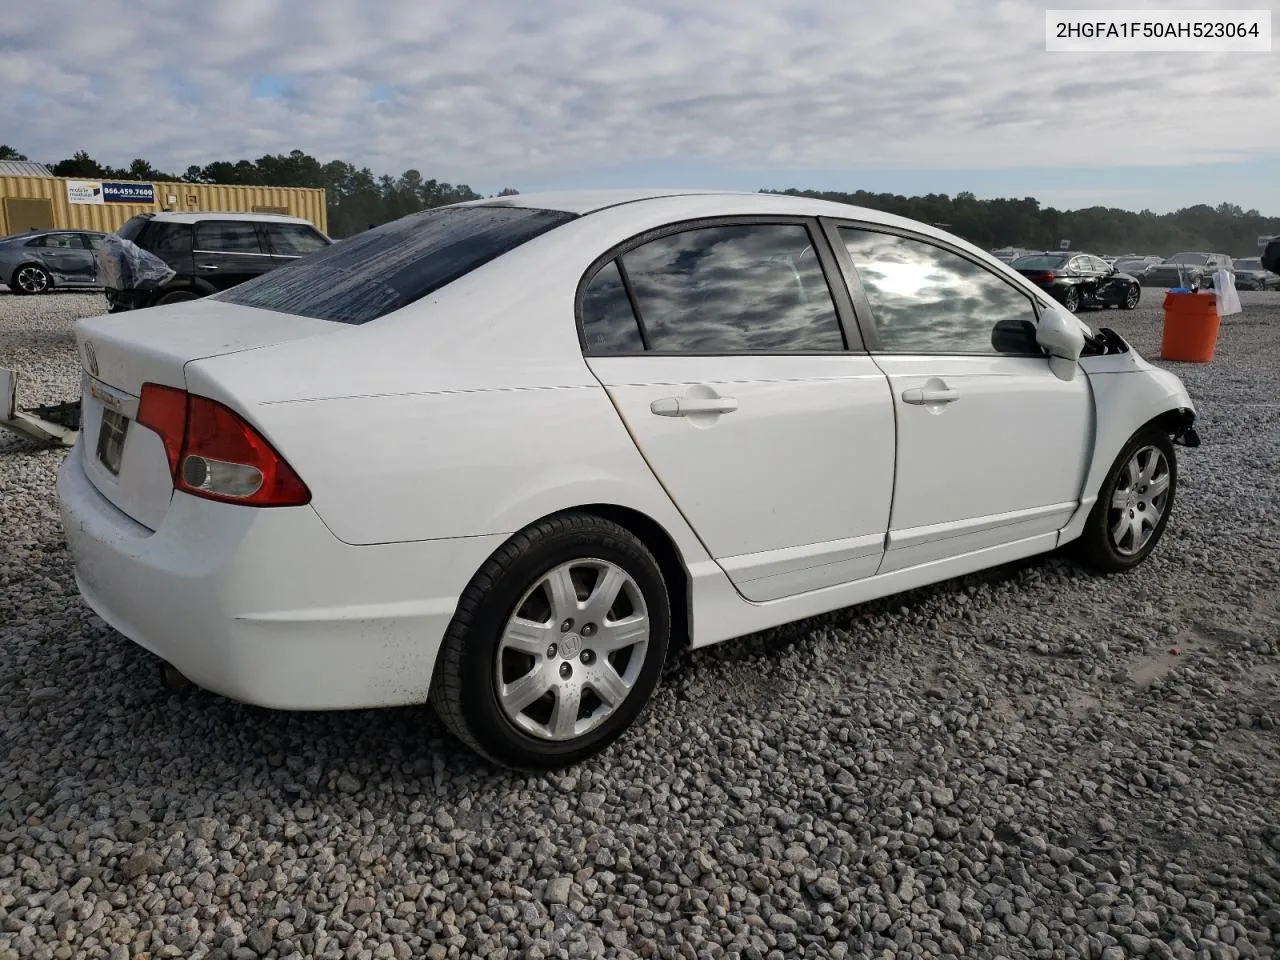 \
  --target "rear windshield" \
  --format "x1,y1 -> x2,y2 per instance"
116,216 -> 151,243
1235,258 -> 1262,270
1011,255 -> 1065,269
214,205 -> 577,324
1168,253 -> 1208,264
